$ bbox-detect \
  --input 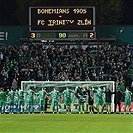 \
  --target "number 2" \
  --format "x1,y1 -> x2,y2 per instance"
89,32 -> 94,38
